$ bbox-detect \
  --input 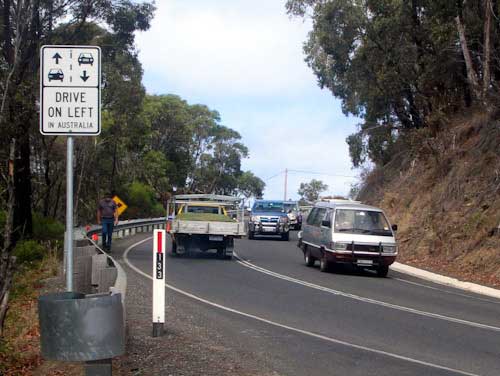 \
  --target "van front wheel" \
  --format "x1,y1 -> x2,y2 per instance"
320,253 -> 330,272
